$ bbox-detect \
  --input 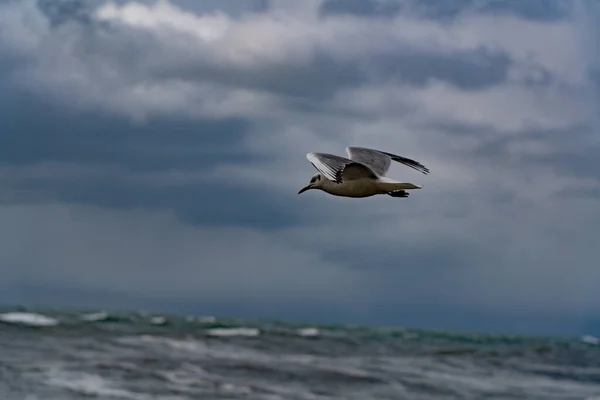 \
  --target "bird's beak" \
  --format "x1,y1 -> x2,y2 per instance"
298,185 -> 311,195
